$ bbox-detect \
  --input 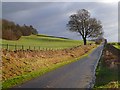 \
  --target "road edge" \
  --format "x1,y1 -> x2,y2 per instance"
87,43 -> 105,88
